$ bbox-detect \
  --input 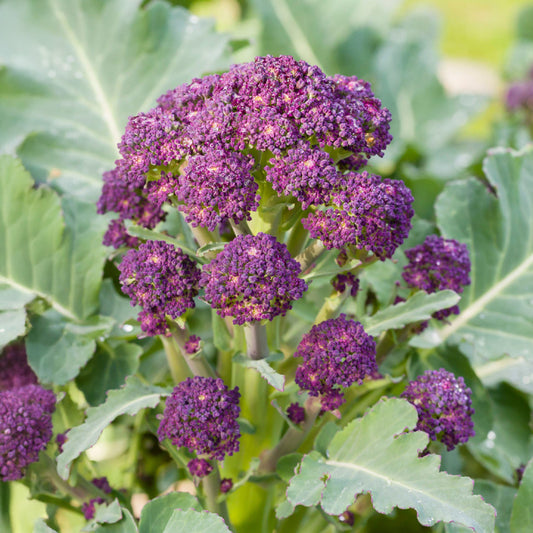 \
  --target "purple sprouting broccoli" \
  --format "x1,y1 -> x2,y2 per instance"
158,377 -> 241,461
331,272 -> 360,297
184,335 -> 201,355
294,315 -> 377,410
265,146 -> 340,209
118,240 -> 201,336
98,55 -> 394,241
286,402 -> 305,425
401,369 -> 475,451
220,477 -> 233,493
187,458 -> 213,478
402,235 -> 471,319
302,172 -> 414,260
82,477 -> 113,520
97,168 -> 165,249
176,151 -> 259,231
0,343 -> 38,391
0,385 -> 56,481
201,233 -> 307,325
505,67 -> 533,122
